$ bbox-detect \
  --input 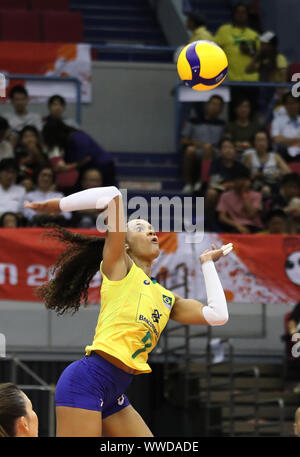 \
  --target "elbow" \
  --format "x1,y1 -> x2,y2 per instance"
210,311 -> 229,326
